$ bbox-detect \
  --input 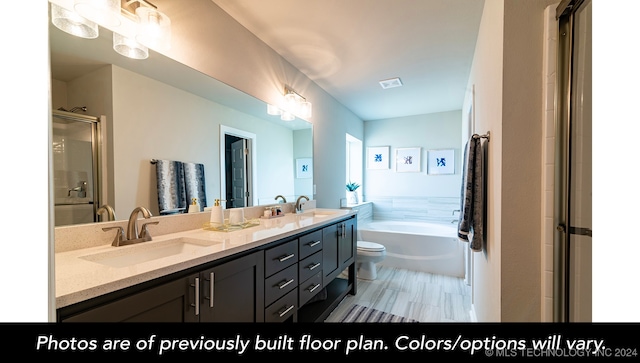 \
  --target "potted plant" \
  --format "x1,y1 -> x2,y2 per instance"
346,182 -> 360,204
